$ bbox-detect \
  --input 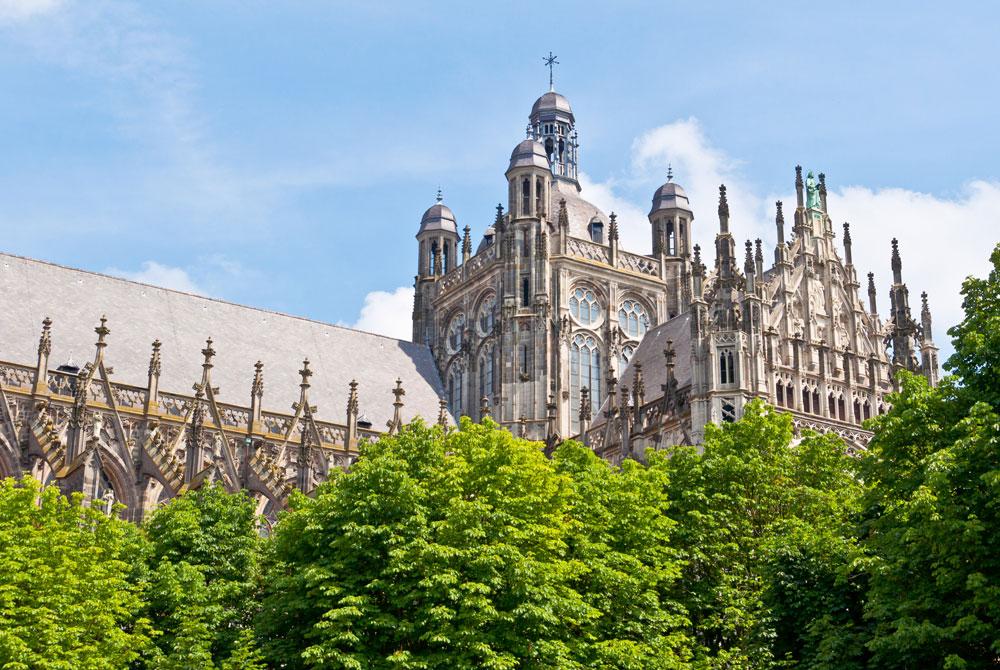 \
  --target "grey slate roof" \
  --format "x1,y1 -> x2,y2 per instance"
507,139 -> 550,172
552,179 -> 609,241
530,91 -> 574,122
0,252 -> 447,428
